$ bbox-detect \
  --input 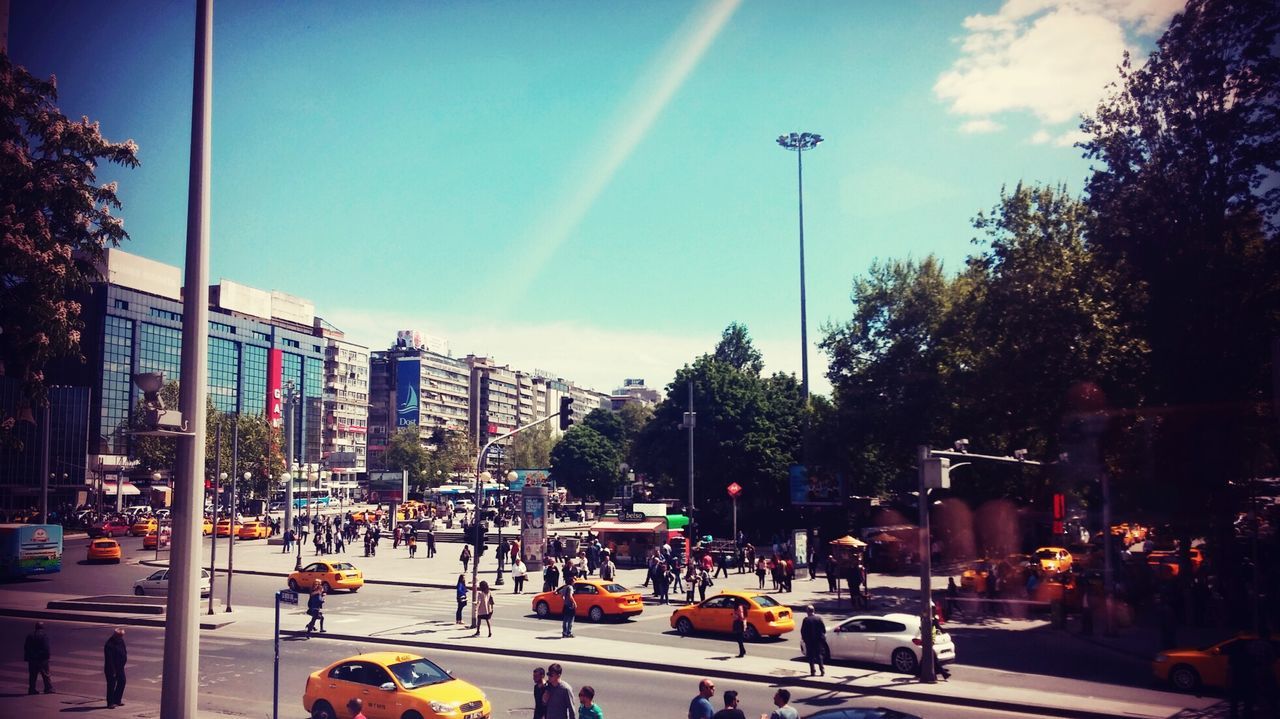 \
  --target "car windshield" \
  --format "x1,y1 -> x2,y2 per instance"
751,595 -> 781,608
331,563 -> 356,571
601,583 -> 627,593
387,658 -> 452,689
1035,550 -> 1058,560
